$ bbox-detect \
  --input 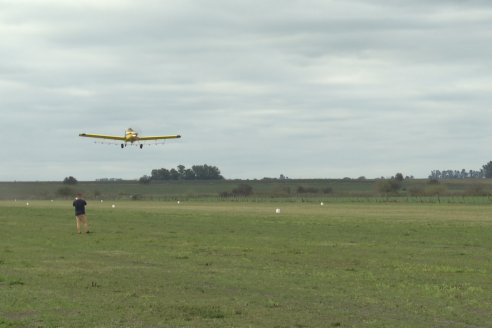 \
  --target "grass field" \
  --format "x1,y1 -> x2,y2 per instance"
1,200 -> 492,327
0,180 -> 375,201
3,178 -> 492,201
